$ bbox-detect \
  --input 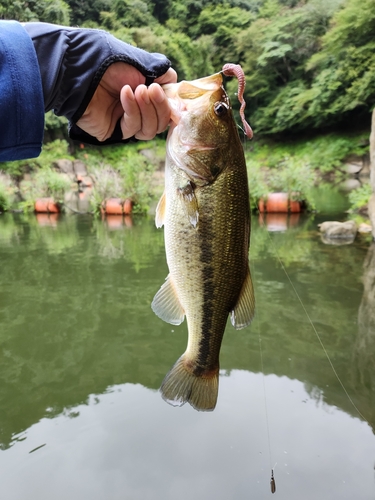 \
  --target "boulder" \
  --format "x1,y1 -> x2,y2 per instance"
54,159 -> 74,175
358,223 -> 373,233
73,160 -> 88,176
318,220 -> 357,243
